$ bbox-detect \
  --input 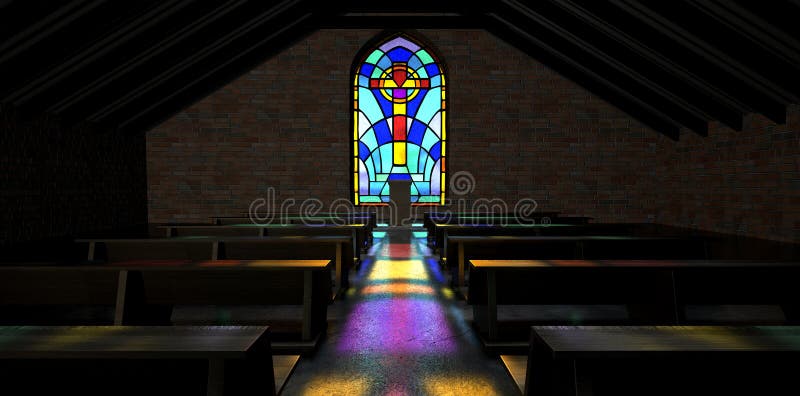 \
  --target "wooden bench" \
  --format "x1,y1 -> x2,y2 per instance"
159,223 -> 370,259
212,213 -> 376,230
508,326 -> 800,396
0,260 -> 333,353
423,211 -> 565,235
0,325 -> 287,396
469,259 -> 800,351
432,222 -> 641,257
449,235 -> 710,290
0,264 -> 119,325
79,236 -> 353,296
